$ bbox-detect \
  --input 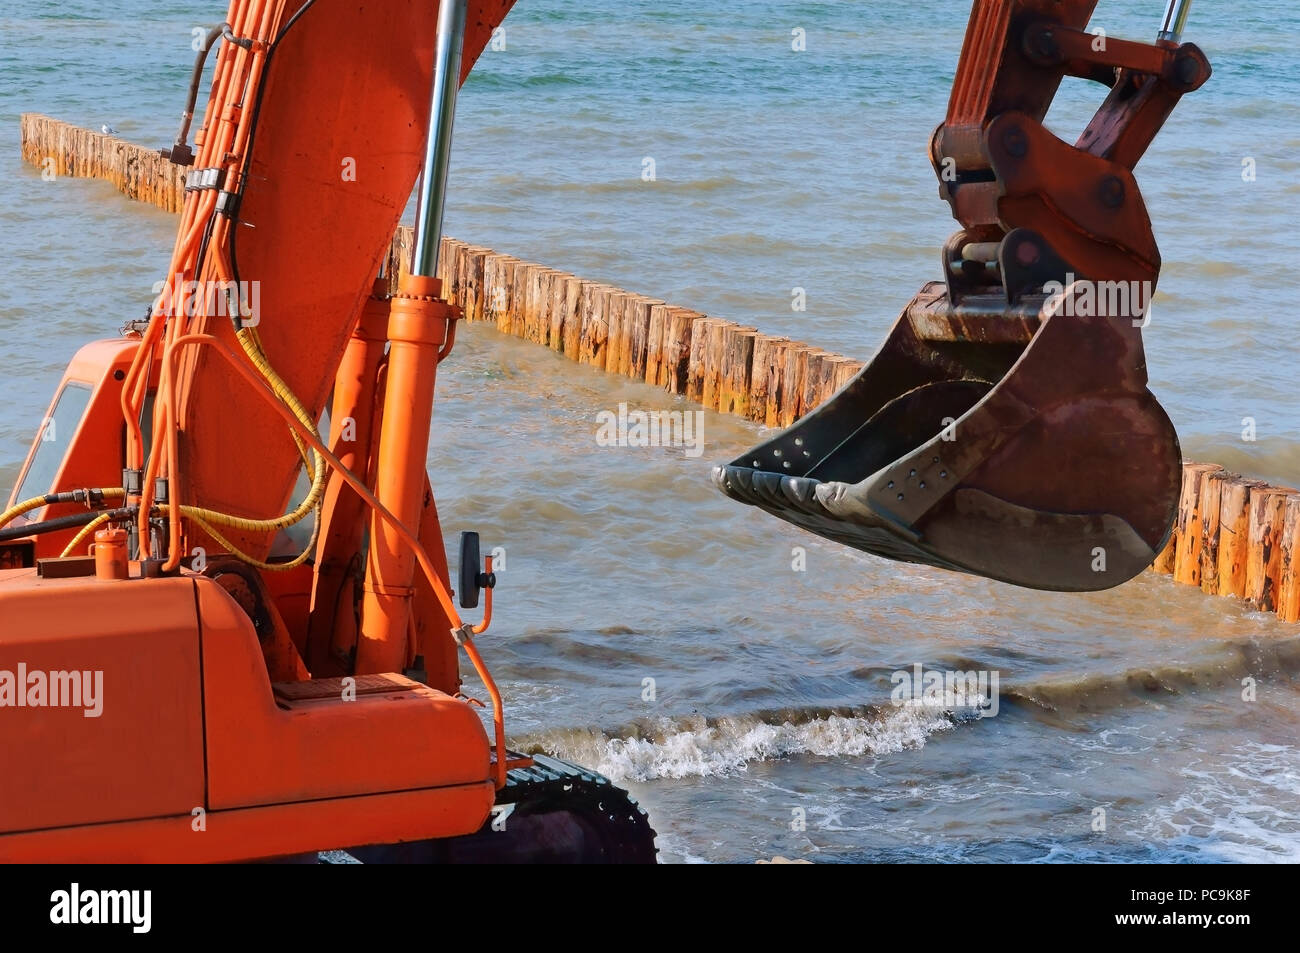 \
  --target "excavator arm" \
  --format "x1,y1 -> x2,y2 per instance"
715,0 -> 1210,592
